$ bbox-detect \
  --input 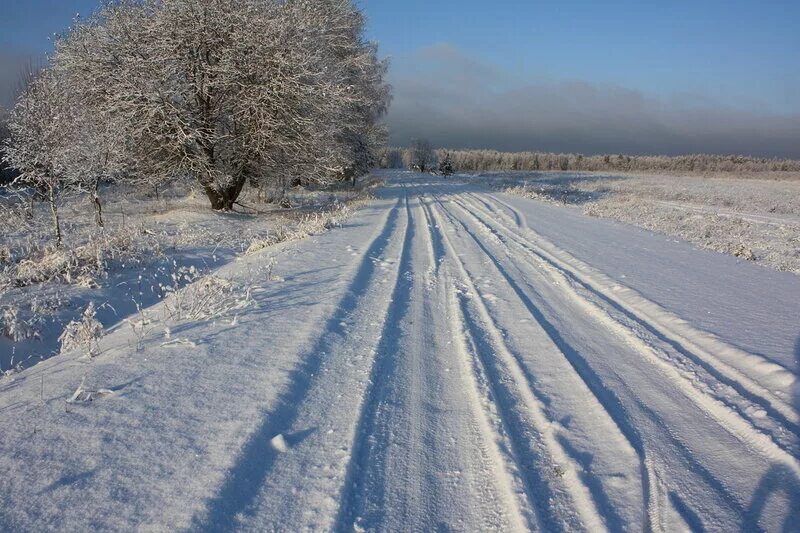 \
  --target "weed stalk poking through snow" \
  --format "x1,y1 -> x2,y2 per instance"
58,302 -> 104,357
